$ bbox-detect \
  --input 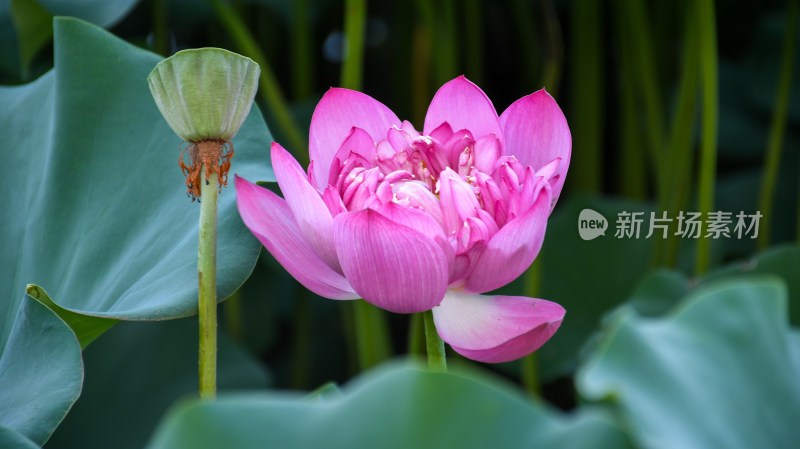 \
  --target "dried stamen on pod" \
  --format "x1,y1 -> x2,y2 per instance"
179,139 -> 235,201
